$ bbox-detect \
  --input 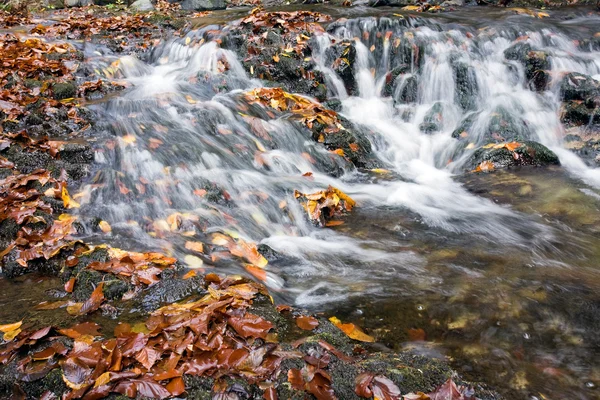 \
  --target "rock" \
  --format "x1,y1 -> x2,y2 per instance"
130,0 -> 154,10
452,60 -> 478,110
45,0 -> 66,9
368,0 -> 410,6
561,100 -> 600,126
504,43 -> 550,91
560,73 -> 600,102
181,0 -> 225,10
326,41 -> 358,96
466,140 -> 560,171
441,0 -> 463,6
52,82 -> 77,100
420,102 -> 444,134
